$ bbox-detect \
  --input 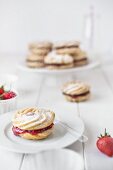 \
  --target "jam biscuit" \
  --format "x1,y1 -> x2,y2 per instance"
62,81 -> 90,102
26,54 -> 45,68
72,50 -> 88,66
44,52 -> 74,69
54,41 -> 80,55
12,107 -> 55,140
